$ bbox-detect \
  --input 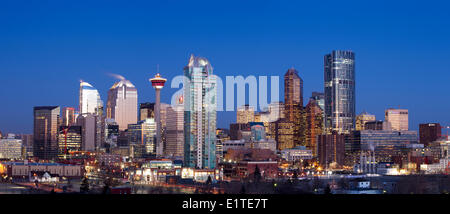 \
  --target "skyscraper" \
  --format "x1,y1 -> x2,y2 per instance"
33,106 -> 60,160
79,81 -> 103,115
310,92 -> 325,111
106,77 -> 138,131
62,107 -> 76,126
166,95 -> 184,158
284,67 -> 303,122
76,114 -> 98,151
183,55 -> 217,169
419,123 -> 442,147
385,108 -> 408,131
324,50 -> 356,134
128,118 -> 157,157
305,99 -> 323,157
139,103 -> 155,121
